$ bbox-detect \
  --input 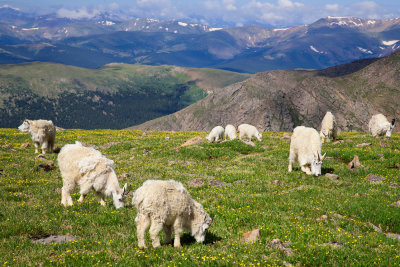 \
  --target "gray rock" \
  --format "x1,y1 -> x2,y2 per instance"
356,143 -> 371,148
268,238 -> 293,256
369,223 -> 382,233
187,178 -> 205,188
233,180 -> 246,184
241,140 -> 255,147
365,174 -> 385,184
386,233 -> 400,241
33,235 -> 77,244
208,180 -> 232,188
325,173 -> 339,180
321,242 -> 345,248
390,200 -> 400,207
389,183 -> 399,188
